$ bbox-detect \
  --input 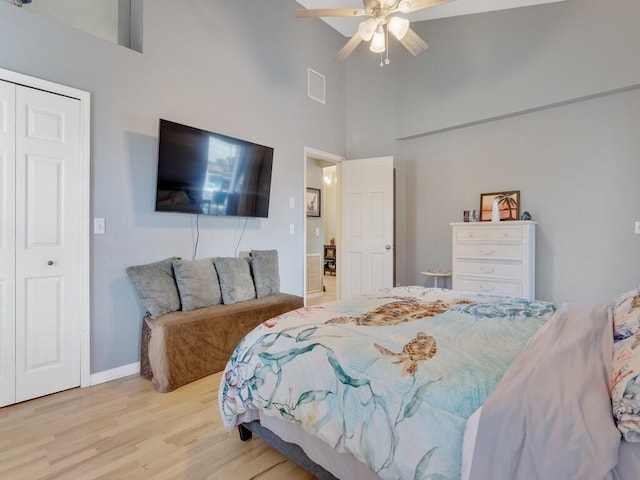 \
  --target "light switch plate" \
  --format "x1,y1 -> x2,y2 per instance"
94,217 -> 105,235
635,221 -> 640,235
